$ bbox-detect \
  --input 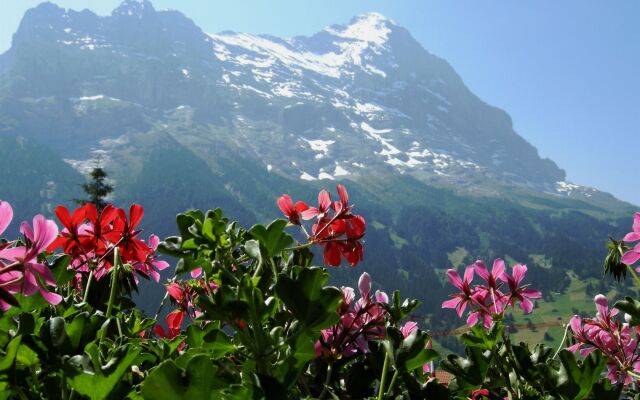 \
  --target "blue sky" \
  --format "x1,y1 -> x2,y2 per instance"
1,1 -> 639,205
